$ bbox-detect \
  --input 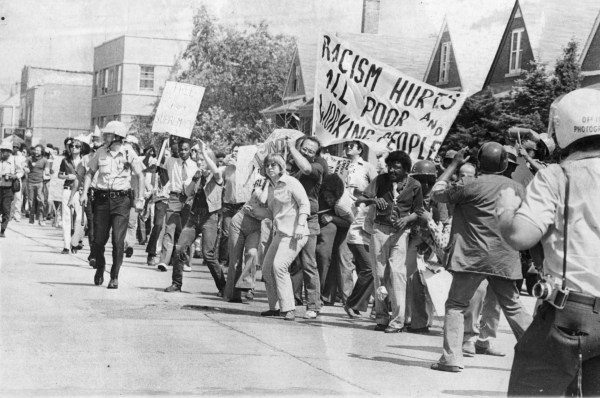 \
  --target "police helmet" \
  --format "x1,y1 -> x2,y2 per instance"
477,142 -> 507,174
